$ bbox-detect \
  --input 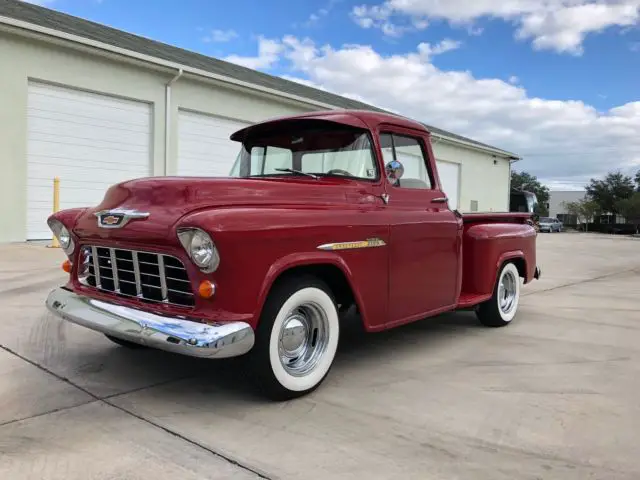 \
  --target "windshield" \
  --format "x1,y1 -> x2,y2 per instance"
229,125 -> 379,181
